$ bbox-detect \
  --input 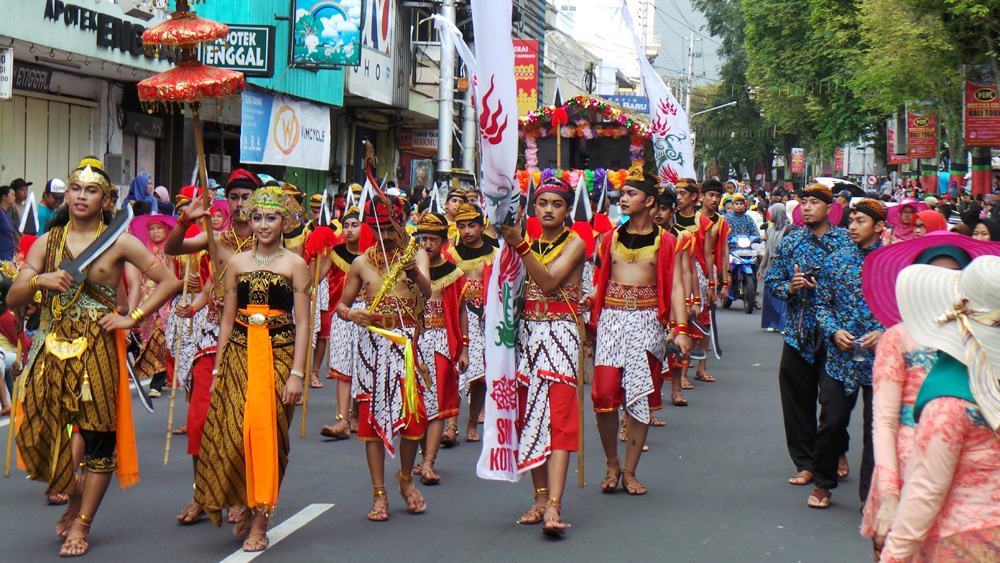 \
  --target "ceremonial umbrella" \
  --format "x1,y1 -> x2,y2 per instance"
137,0 -> 243,464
